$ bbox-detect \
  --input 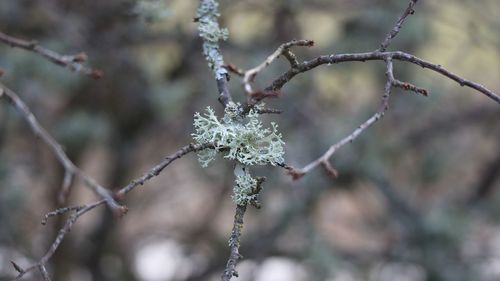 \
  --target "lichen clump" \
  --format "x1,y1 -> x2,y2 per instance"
192,102 -> 285,205
193,103 -> 284,167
